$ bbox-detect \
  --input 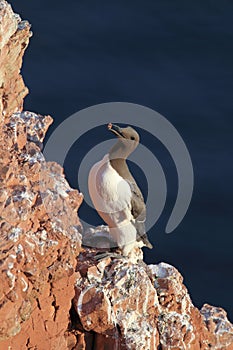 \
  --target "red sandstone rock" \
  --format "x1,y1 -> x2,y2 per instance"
0,1 -> 233,349
0,0 -> 31,121
71,252 -> 233,350
0,109 -> 83,349
0,4 -> 83,347
200,304 -> 233,350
